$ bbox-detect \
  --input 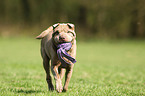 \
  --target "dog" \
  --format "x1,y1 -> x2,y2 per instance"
36,23 -> 76,93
